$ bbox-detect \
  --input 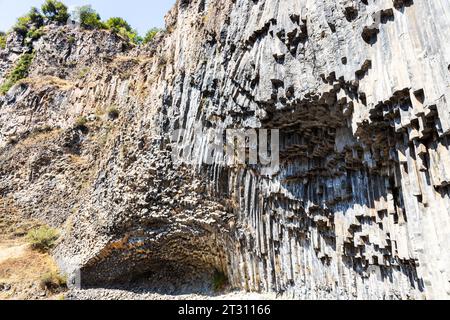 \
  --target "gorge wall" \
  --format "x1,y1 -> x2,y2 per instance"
1,0 -> 449,299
